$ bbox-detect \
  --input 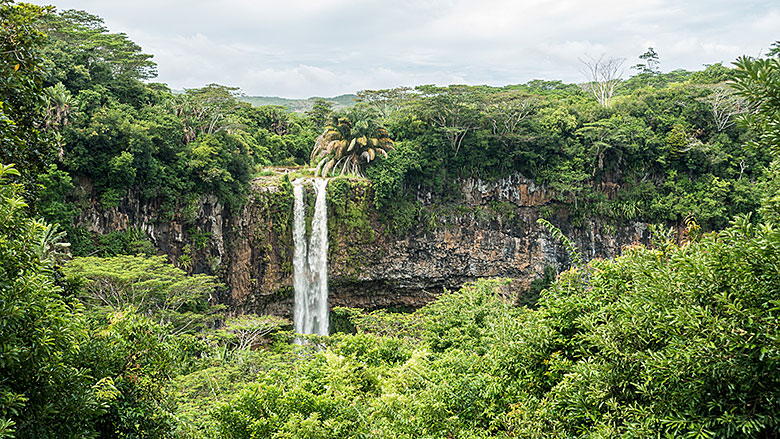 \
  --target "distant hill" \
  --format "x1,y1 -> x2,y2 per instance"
239,94 -> 358,112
